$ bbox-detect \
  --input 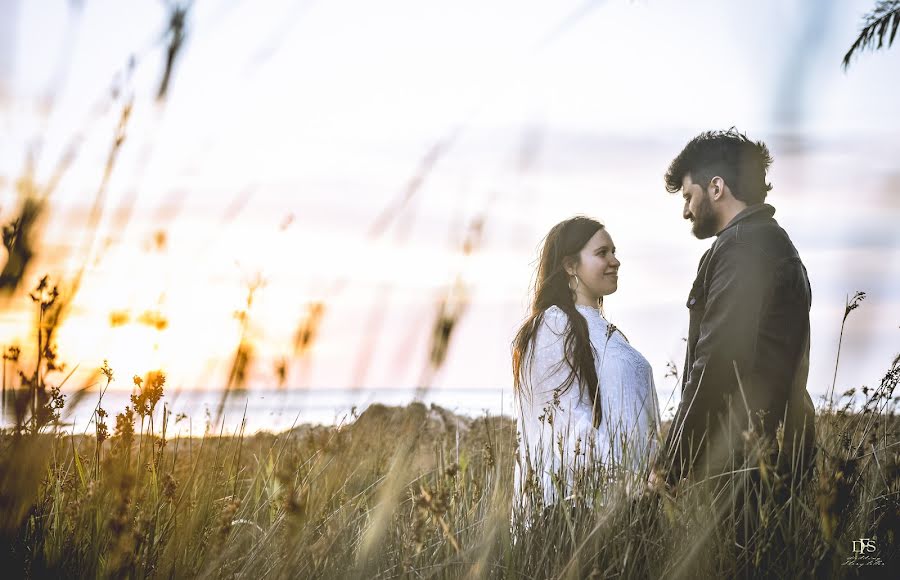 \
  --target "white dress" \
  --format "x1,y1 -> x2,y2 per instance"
515,304 -> 661,505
